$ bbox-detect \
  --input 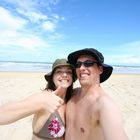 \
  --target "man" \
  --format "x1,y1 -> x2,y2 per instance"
65,48 -> 128,140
